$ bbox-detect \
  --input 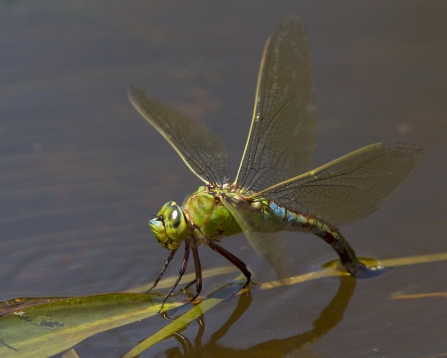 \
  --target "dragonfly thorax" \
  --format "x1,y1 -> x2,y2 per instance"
182,187 -> 244,240
149,201 -> 188,250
